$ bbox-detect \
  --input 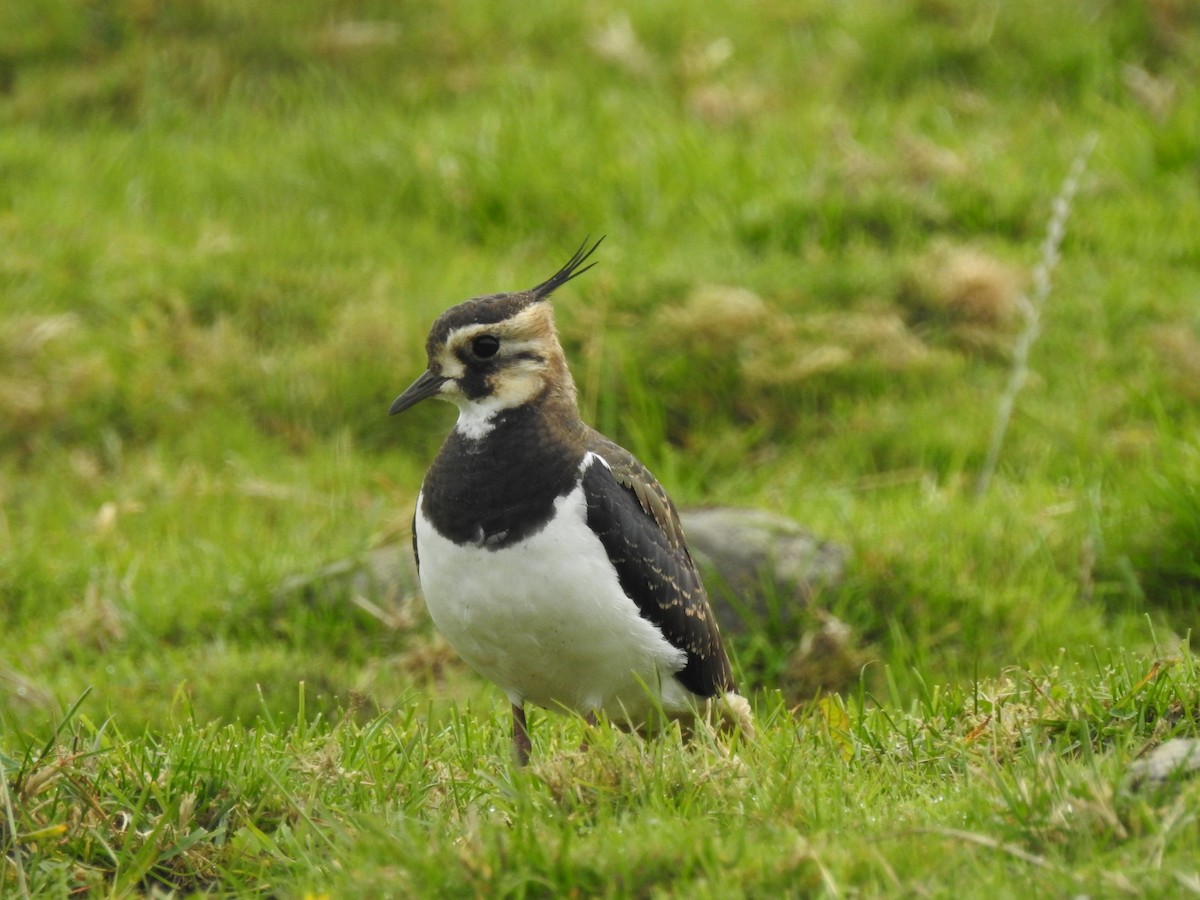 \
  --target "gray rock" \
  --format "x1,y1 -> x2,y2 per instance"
275,507 -> 849,637
681,507 -> 849,634
274,544 -> 422,629
1129,738 -> 1200,788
